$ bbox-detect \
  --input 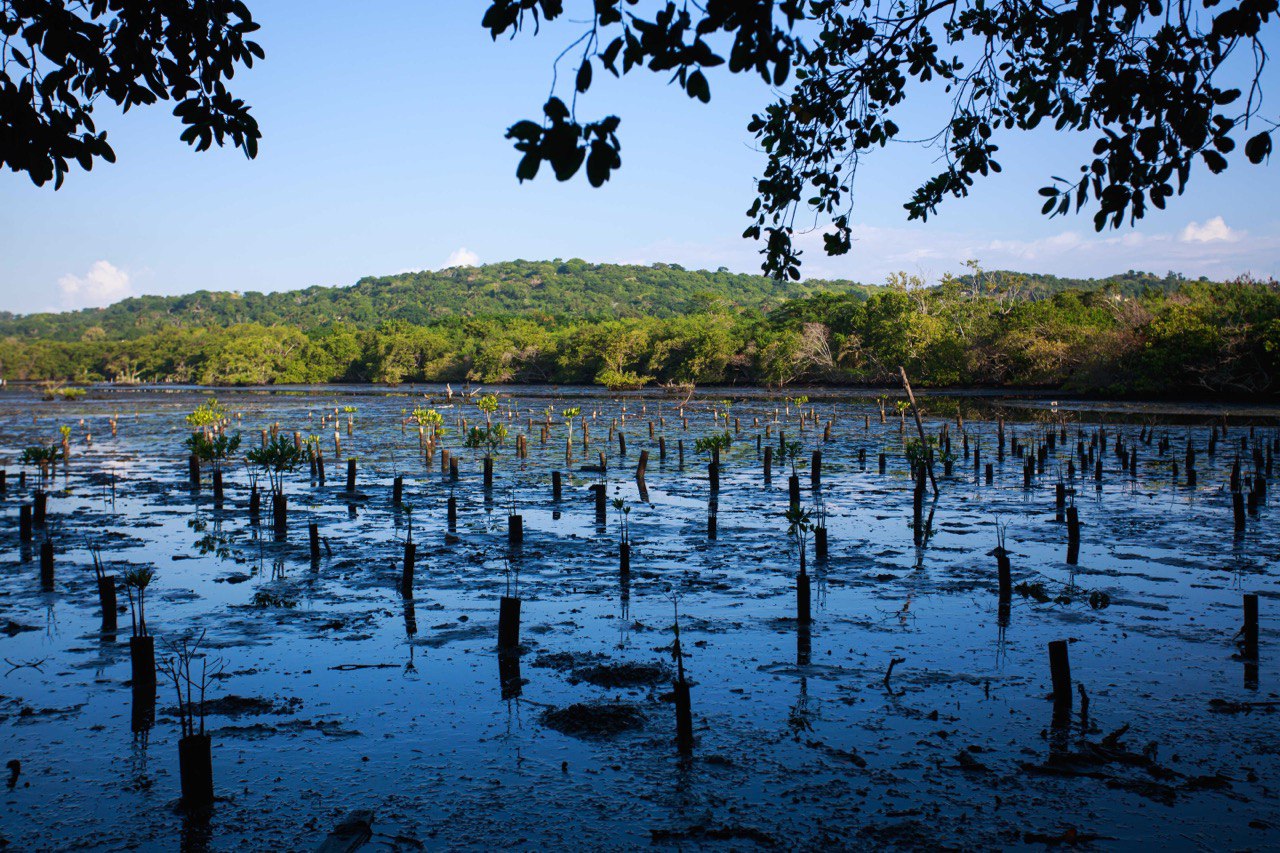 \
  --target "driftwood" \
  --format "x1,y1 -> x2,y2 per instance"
882,656 -> 906,692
